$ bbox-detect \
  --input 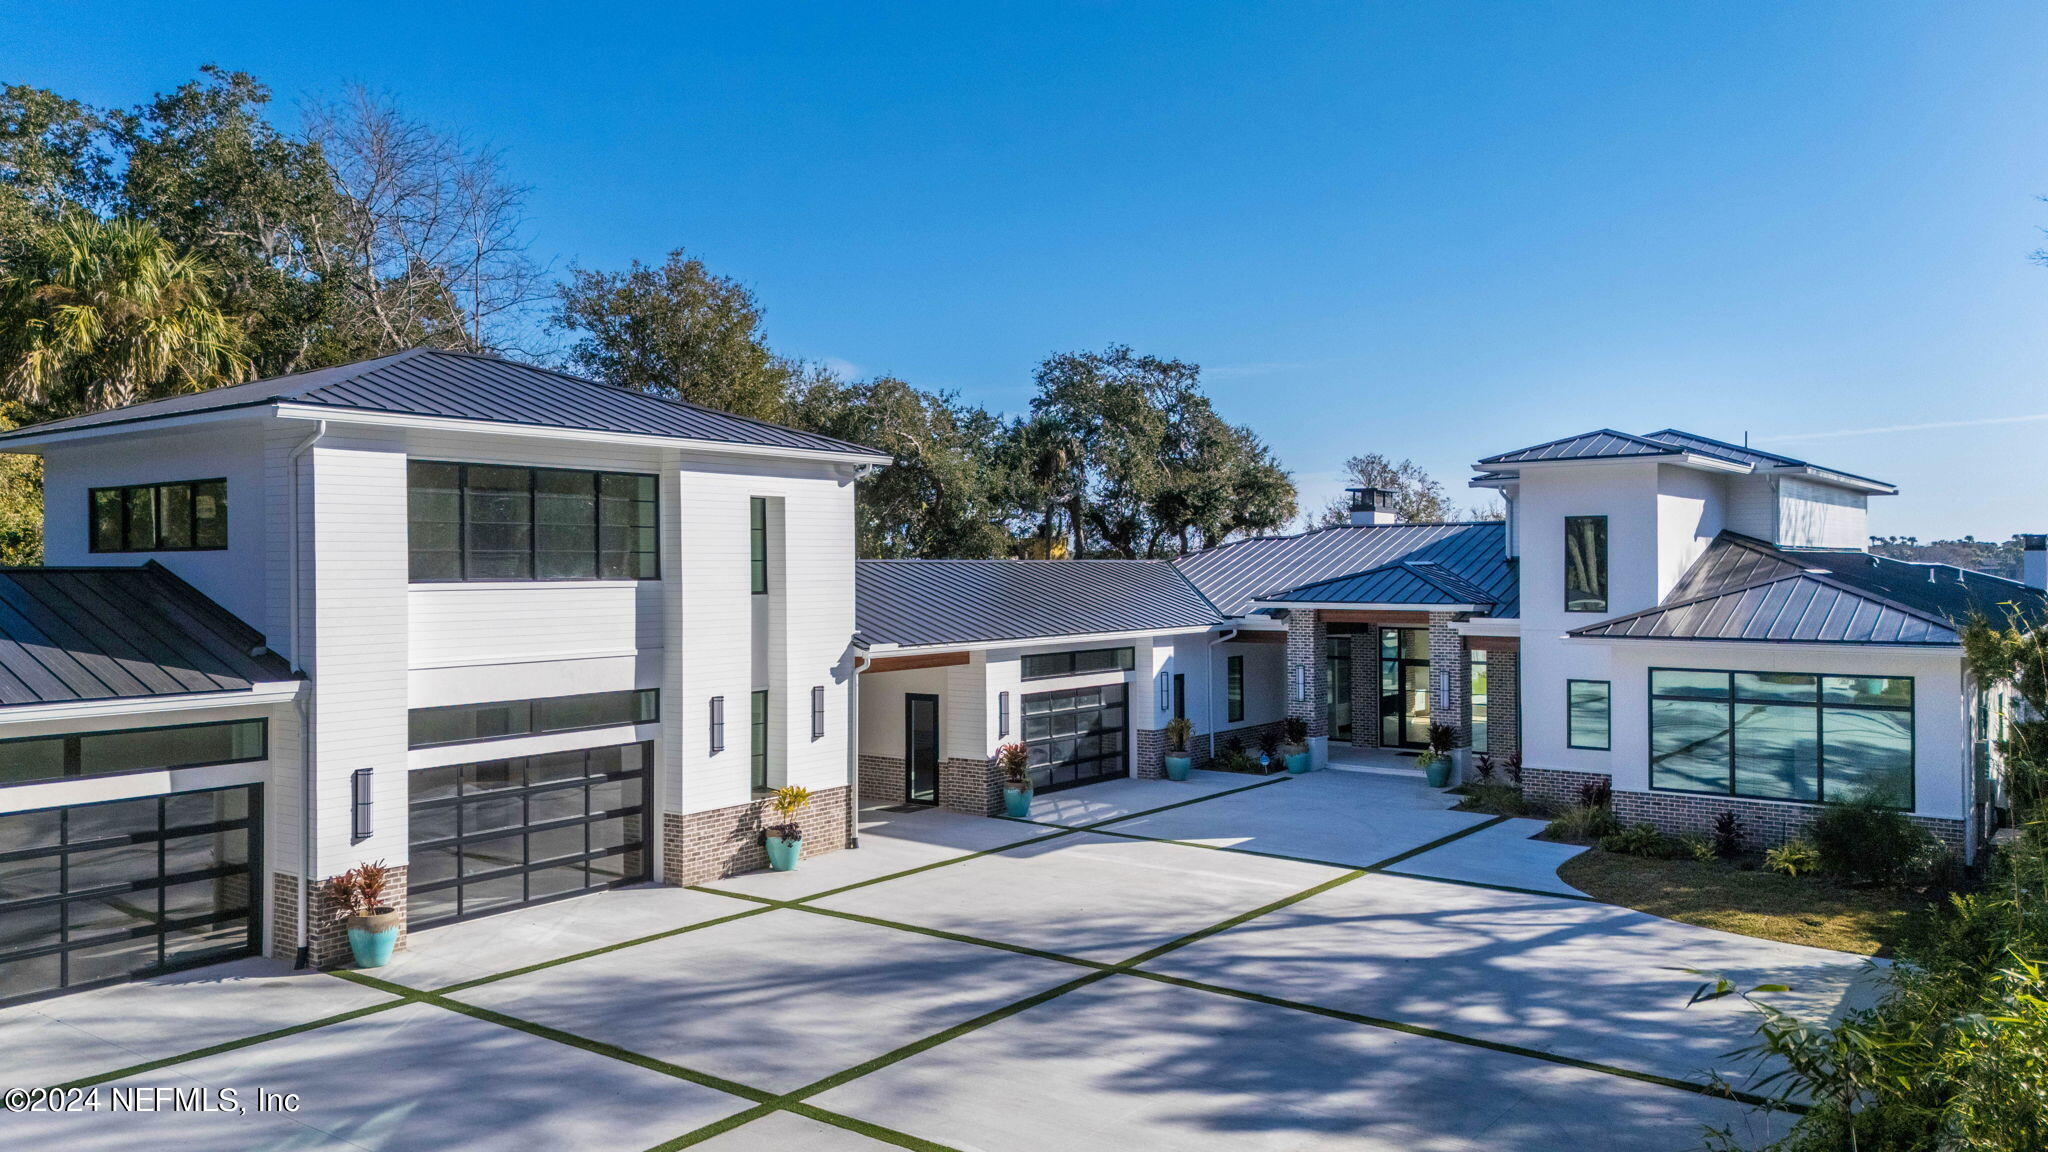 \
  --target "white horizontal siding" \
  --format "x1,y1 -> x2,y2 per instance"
407,583 -> 662,667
